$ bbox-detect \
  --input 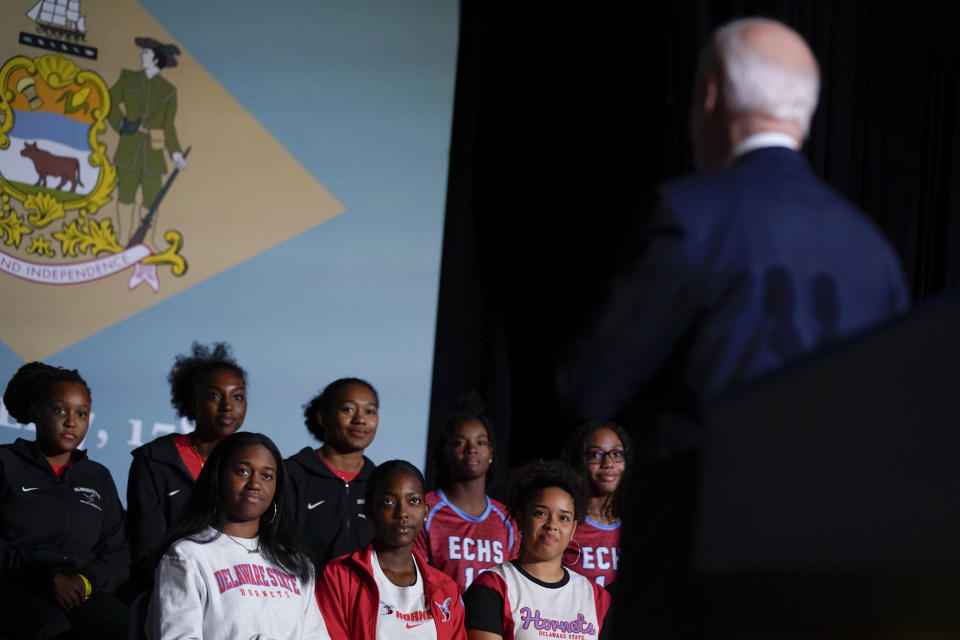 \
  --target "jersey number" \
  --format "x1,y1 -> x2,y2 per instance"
464,566 -> 489,587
